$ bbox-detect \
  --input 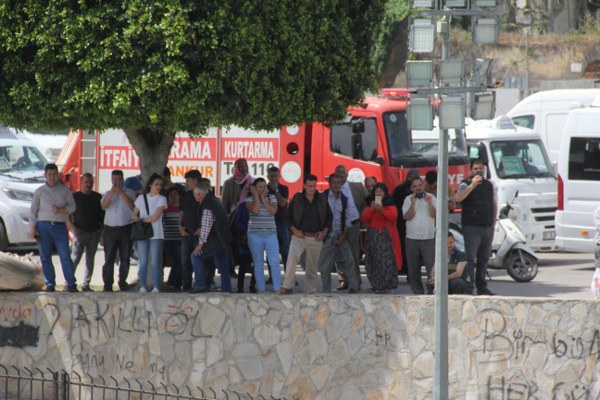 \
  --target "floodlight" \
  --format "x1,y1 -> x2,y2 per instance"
406,60 -> 434,87
411,0 -> 435,8
474,57 -> 494,87
471,92 -> 496,120
439,60 -> 465,85
410,19 -> 435,53
473,17 -> 499,44
444,0 -> 467,7
472,0 -> 498,7
439,96 -> 465,129
407,98 -> 434,131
